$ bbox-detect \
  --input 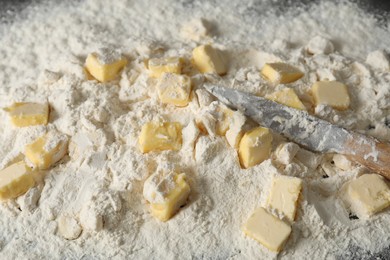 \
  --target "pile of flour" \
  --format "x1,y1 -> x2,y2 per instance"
0,0 -> 390,259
